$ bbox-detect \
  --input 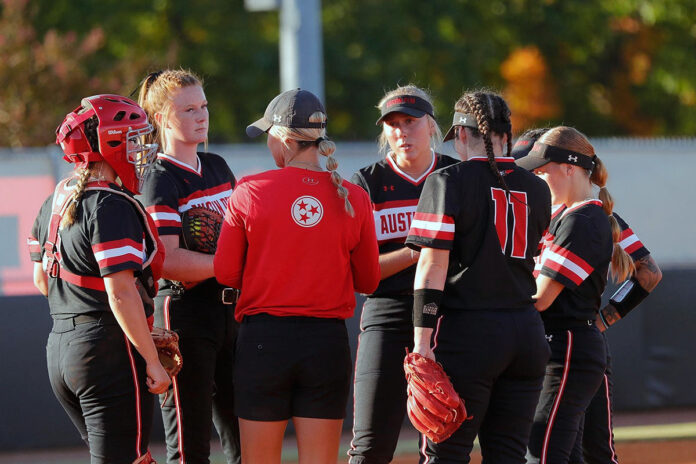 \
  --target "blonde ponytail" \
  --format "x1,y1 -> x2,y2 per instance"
320,138 -> 354,217
591,155 -> 634,281
271,111 -> 355,217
